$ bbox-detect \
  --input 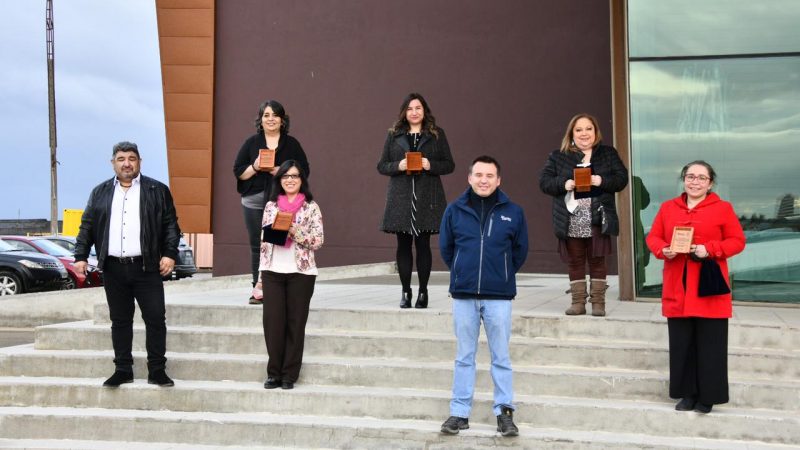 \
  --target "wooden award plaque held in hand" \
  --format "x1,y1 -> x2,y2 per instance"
405,152 -> 423,175
271,211 -> 294,231
670,226 -> 694,253
574,167 -> 592,193
259,149 -> 276,171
